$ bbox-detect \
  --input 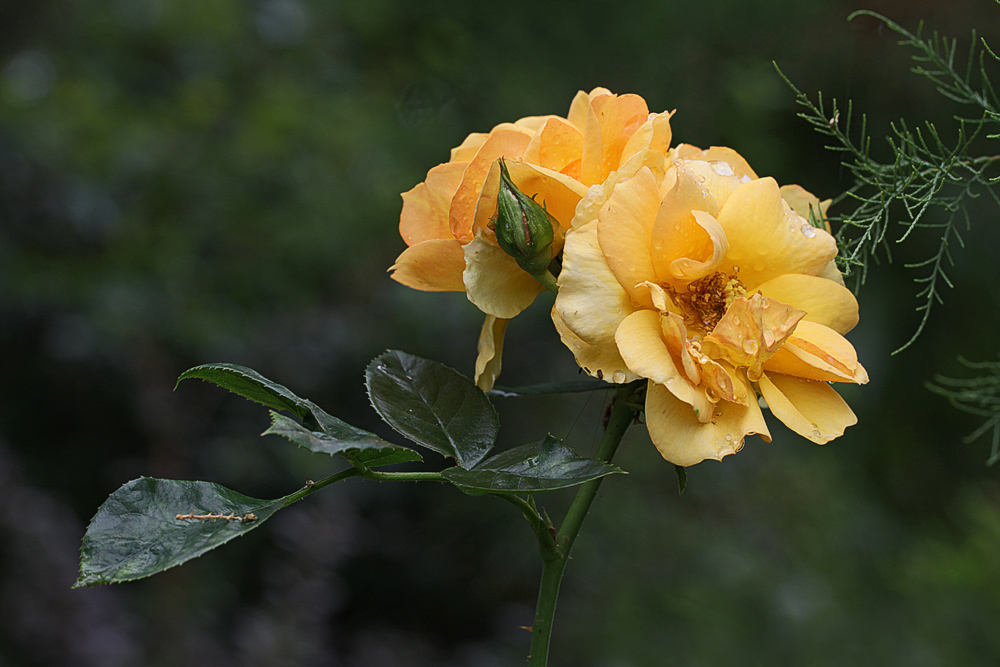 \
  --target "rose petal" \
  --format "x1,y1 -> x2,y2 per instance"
551,306 -> 638,383
522,116 -> 585,176
616,310 -> 714,421
645,377 -> 770,467
762,320 -> 868,384
674,144 -> 759,180
475,315 -> 509,392
472,159 -> 589,236
620,110 -> 674,164
389,239 -> 467,292
580,93 -> 649,186
555,219 -> 636,347
757,372 -> 857,444
716,177 -> 838,288
567,88 -> 611,132
399,161 -> 469,245
463,234 -> 544,318
449,127 -> 533,242
752,273 -> 859,334
595,167 -> 661,309
702,294 -> 806,377
780,184 -> 831,234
